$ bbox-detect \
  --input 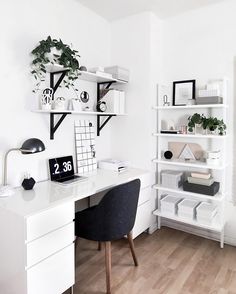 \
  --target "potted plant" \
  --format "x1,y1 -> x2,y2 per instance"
188,113 -> 205,134
30,36 -> 80,93
202,117 -> 226,135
